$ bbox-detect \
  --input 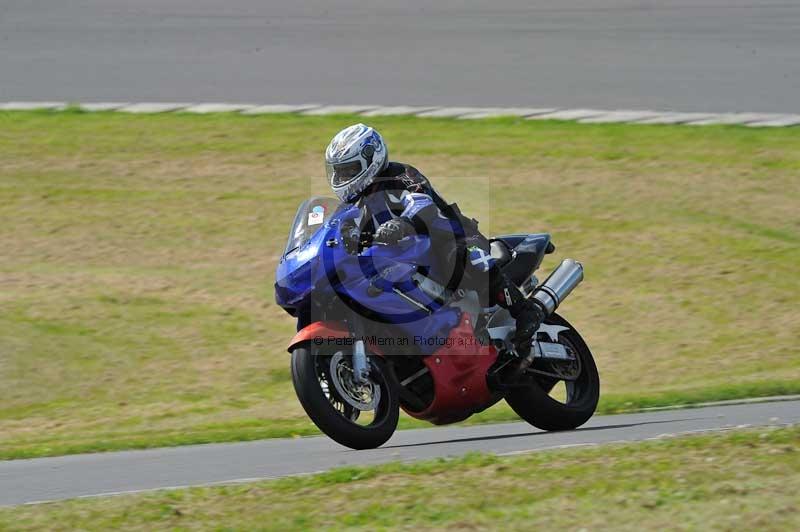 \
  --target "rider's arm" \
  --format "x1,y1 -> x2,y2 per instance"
372,193 -> 438,245
398,192 -> 440,235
